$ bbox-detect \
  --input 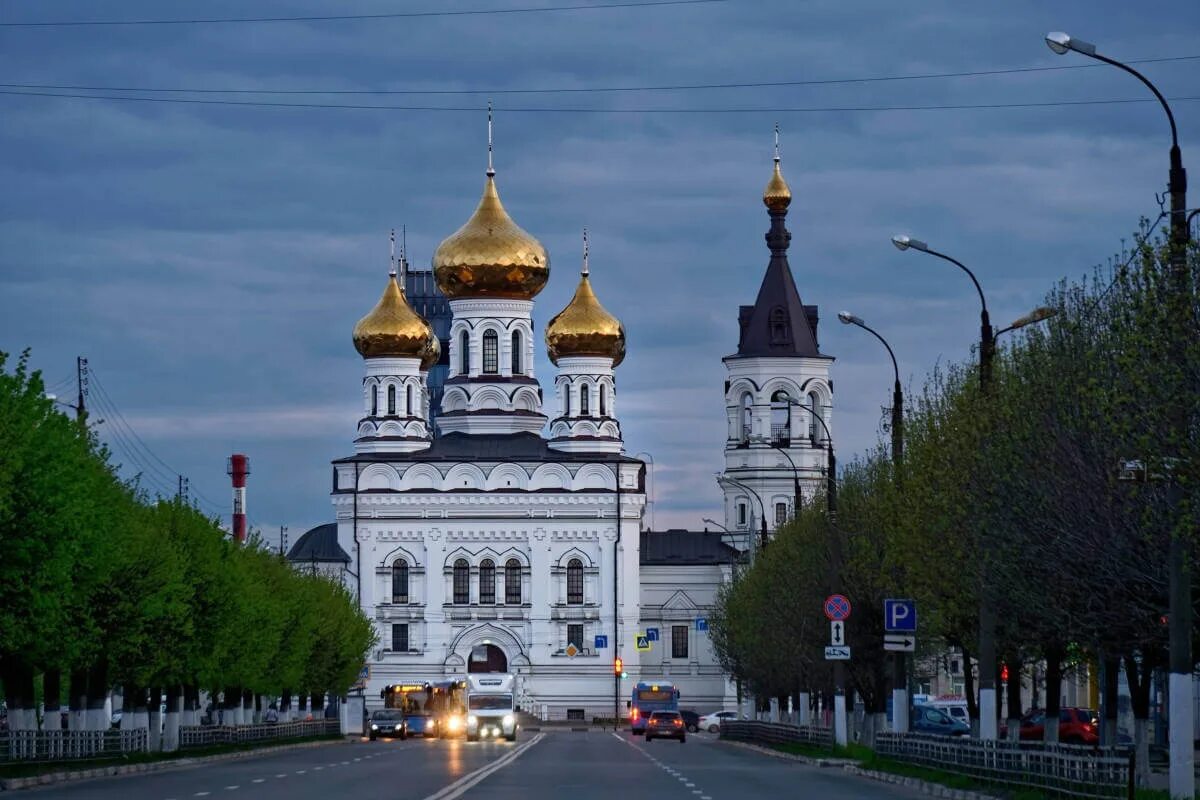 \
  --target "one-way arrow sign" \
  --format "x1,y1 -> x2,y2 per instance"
883,634 -> 915,652
830,621 -> 844,645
